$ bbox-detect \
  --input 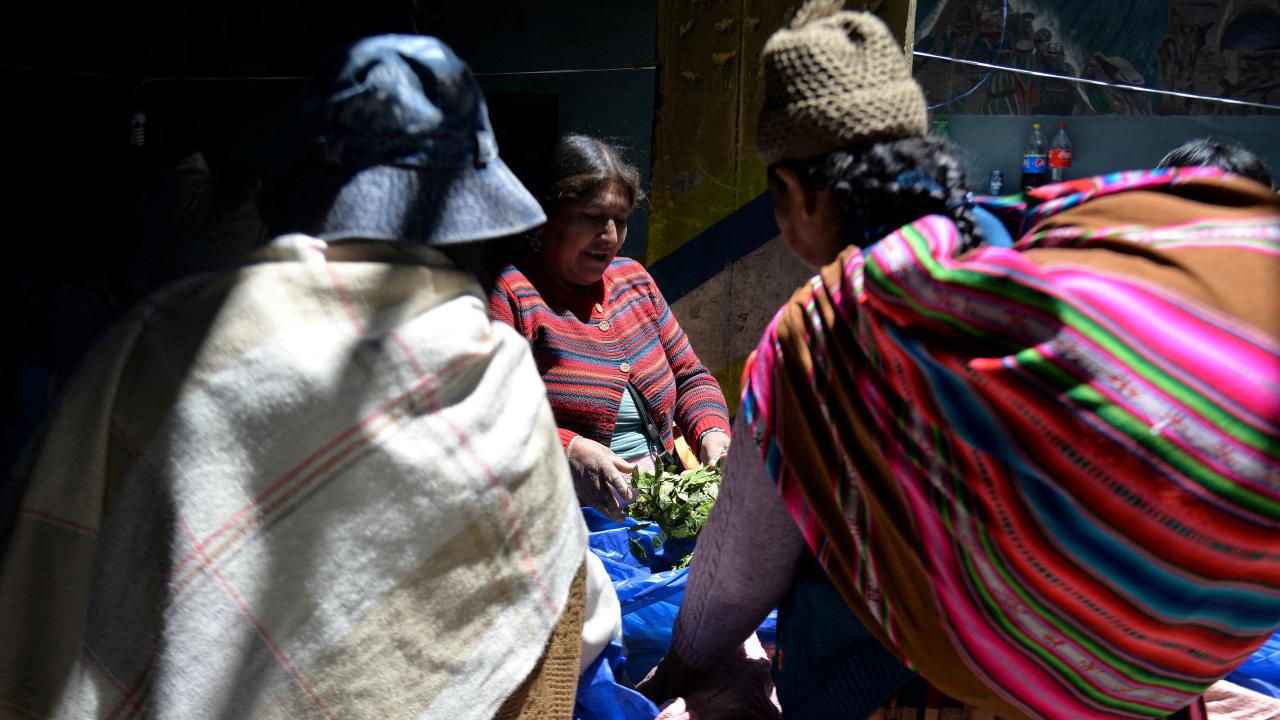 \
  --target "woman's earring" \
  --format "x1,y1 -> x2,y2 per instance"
529,235 -> 543,253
